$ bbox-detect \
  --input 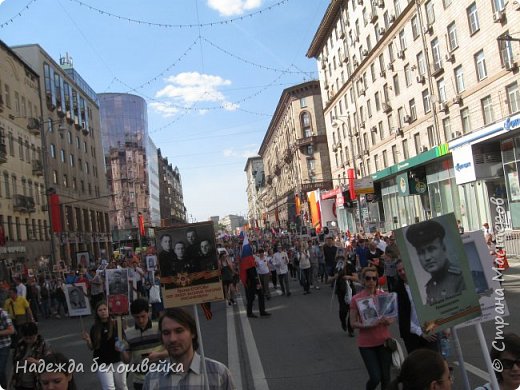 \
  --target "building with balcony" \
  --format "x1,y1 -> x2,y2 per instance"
308,0 -> 520,233
244,156 -> 265,229
0,40 -> 50,277
219,214 -> 246,234
258,80 -> 332,231
12,44 -> 110,267
158,148 -> 186,226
